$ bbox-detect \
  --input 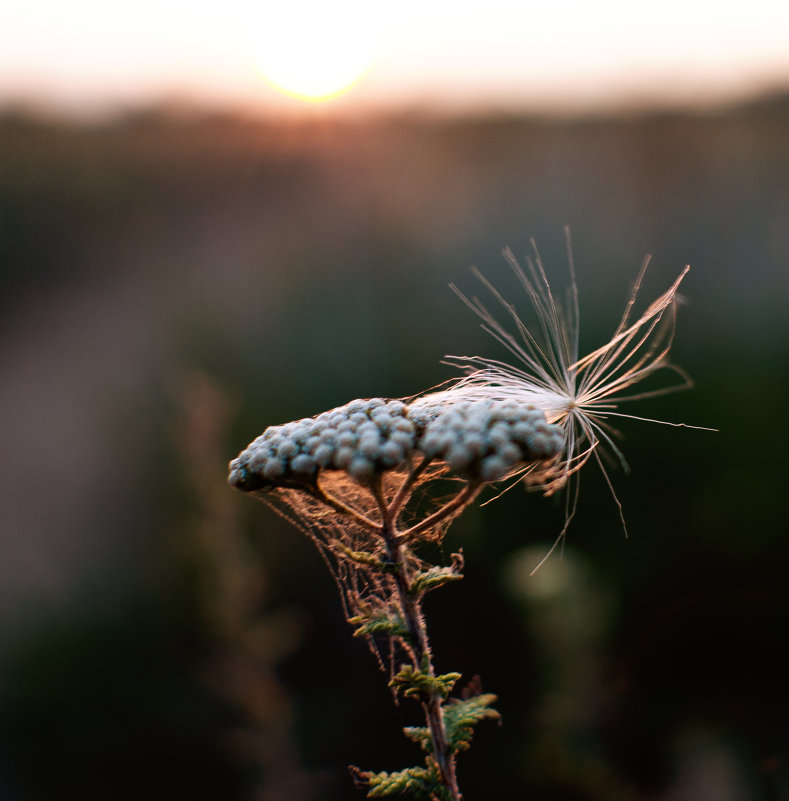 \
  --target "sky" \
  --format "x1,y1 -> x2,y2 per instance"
2,0 -> 789,115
